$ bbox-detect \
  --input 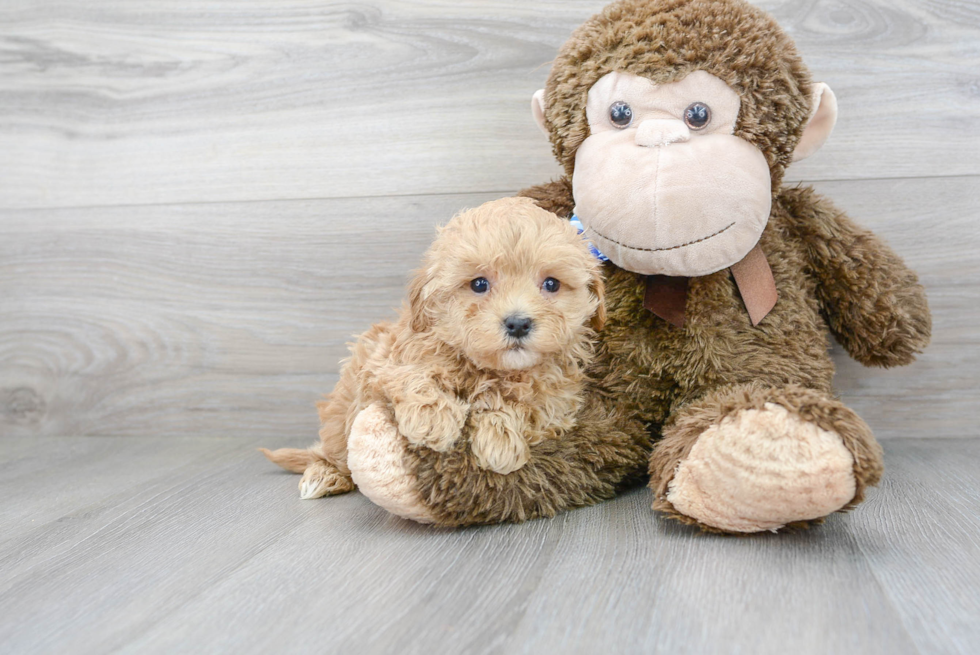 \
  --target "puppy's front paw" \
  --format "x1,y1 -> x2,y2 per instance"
470,412 -> 530,475
395,398 -> 468,452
